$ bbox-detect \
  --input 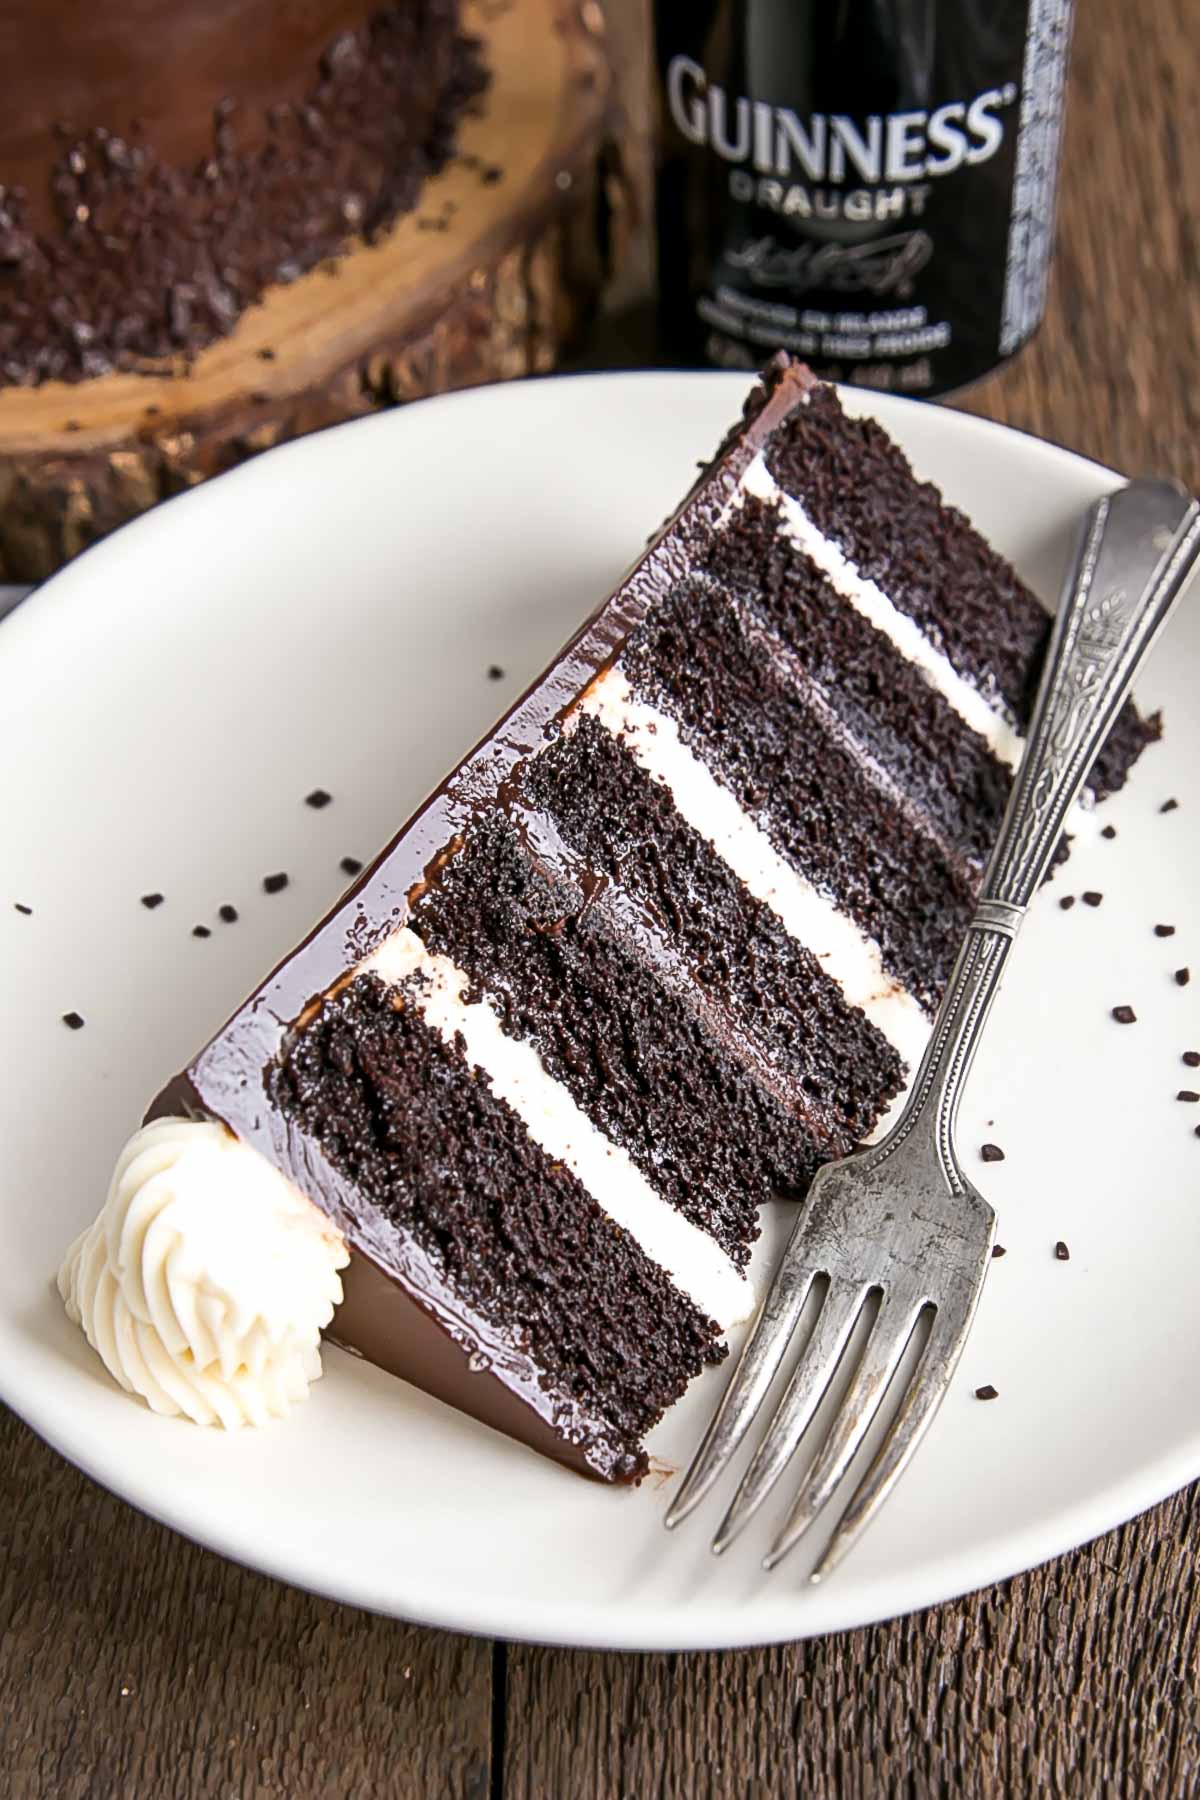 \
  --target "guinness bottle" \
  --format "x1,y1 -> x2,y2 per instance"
655,0 -> 1075,397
